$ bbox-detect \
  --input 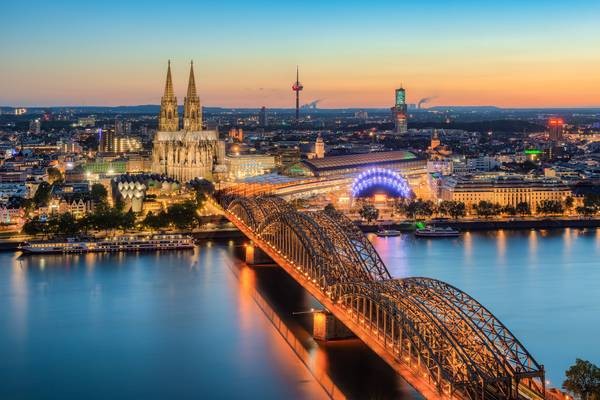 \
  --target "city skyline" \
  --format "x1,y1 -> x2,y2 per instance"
2,0 -> 600,108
